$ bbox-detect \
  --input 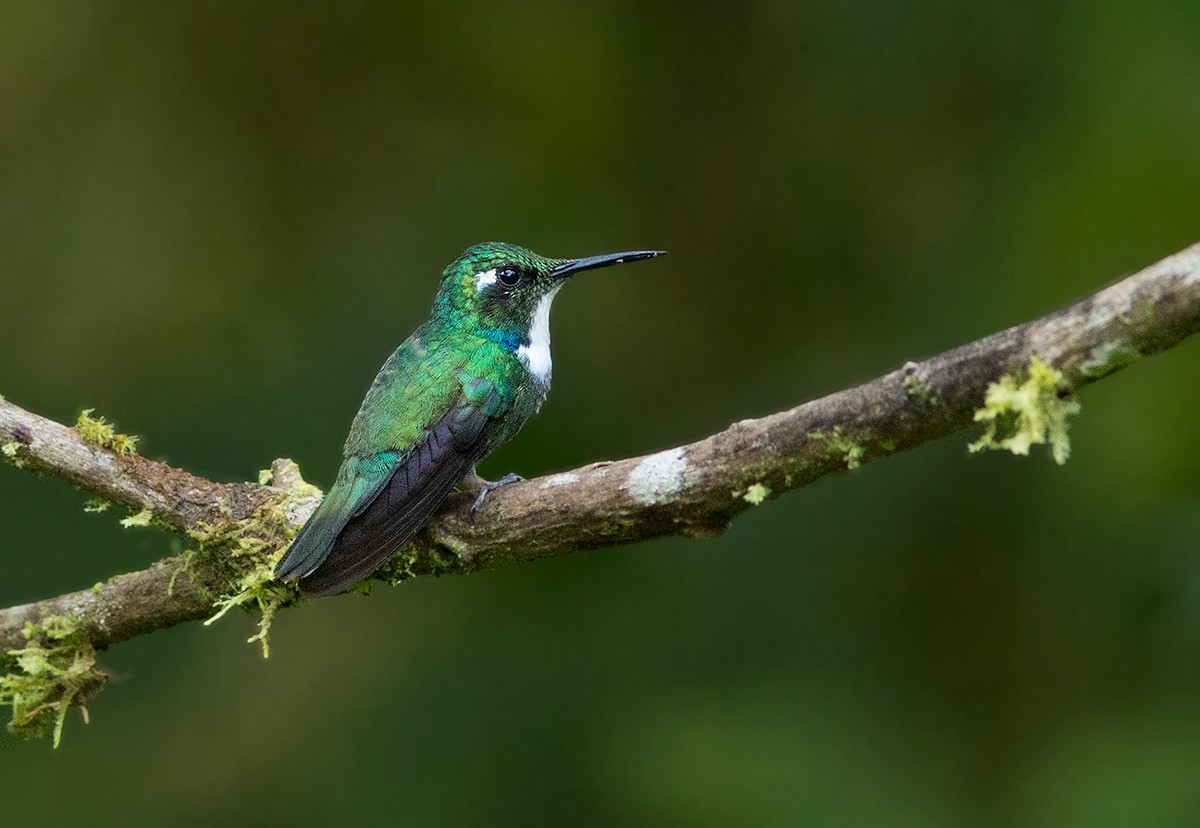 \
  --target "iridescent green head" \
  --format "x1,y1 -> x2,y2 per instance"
432,241 -> 665,382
